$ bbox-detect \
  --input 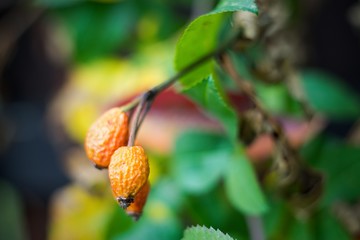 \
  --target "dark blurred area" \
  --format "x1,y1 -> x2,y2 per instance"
0,3 -> 70,240
0,0 -> 359,239
303,0 -> 360,136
